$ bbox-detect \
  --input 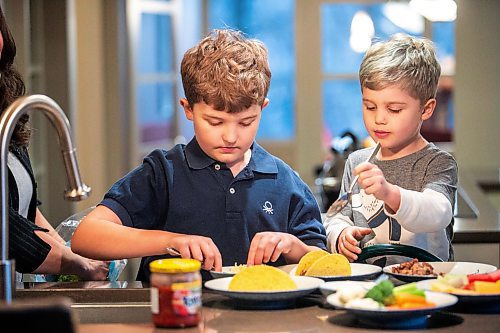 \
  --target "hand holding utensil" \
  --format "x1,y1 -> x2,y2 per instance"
325,142 -> 381,218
